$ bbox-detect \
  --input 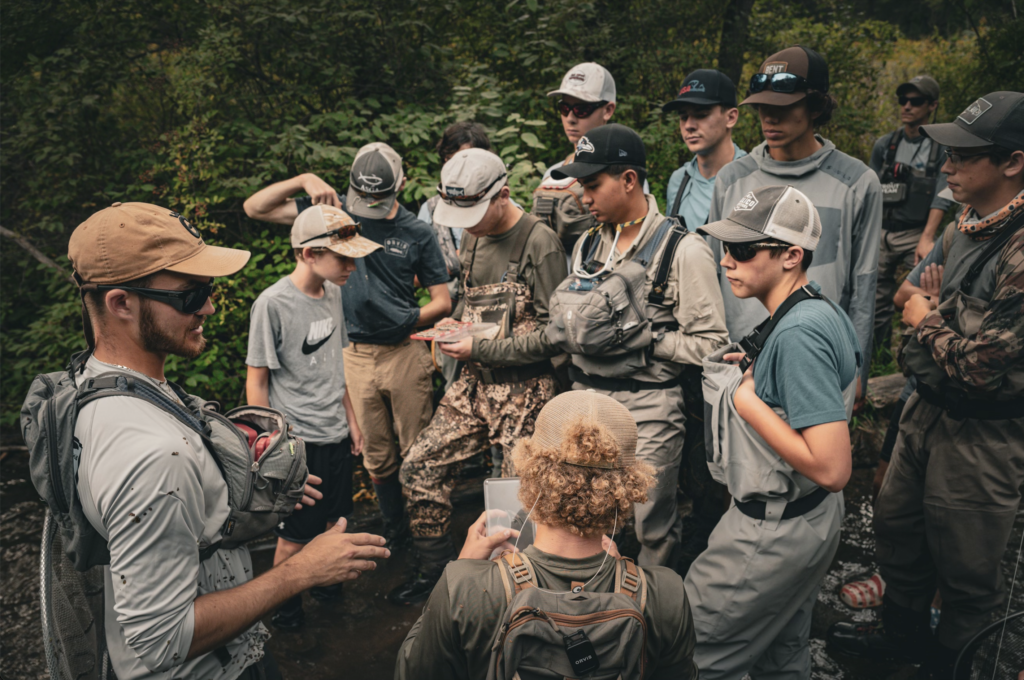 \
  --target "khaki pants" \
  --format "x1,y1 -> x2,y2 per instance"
401,372 -> 558,539
875,392 -> 1024,649
874,227 -> 923,351
343,340 -> 434,480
